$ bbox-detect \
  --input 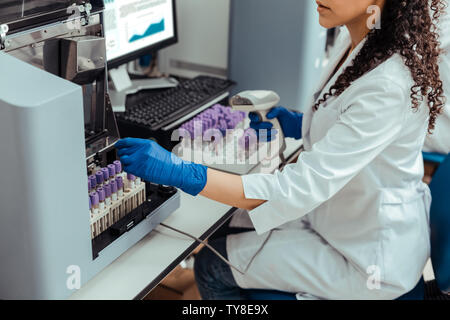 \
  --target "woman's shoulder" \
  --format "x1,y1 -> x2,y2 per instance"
343,53 -> 428,124
360,53 -> 413,92
340,53 -> 415,115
